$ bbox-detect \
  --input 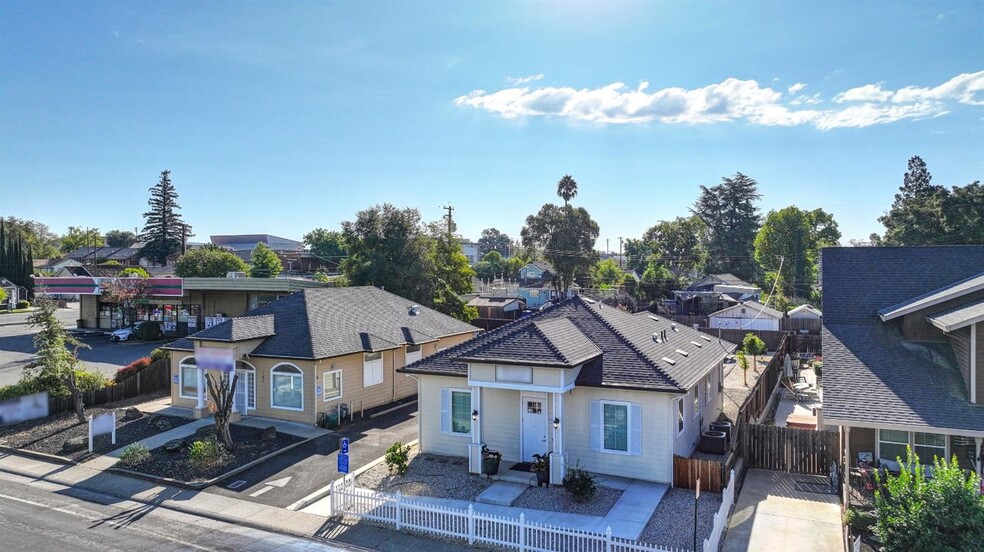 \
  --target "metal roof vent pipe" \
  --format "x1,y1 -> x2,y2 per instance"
409,305 -> 420,316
